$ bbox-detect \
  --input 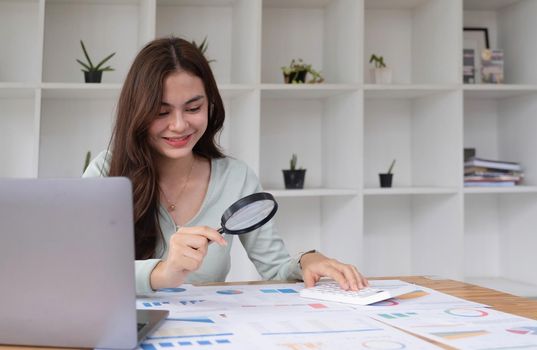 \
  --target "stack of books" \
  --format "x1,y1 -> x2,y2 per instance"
464,157 -> 523,187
